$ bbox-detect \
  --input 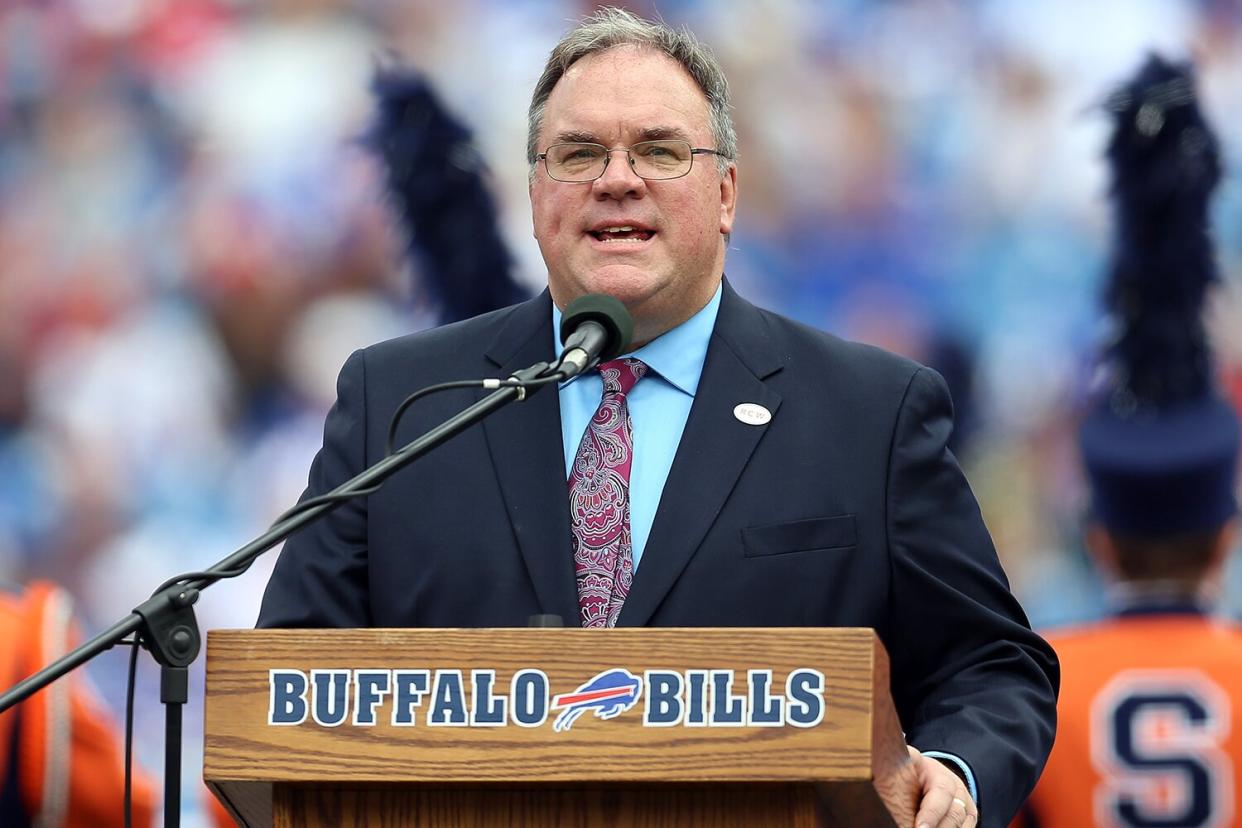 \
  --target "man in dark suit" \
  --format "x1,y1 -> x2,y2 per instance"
258,8 -> 1057,827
